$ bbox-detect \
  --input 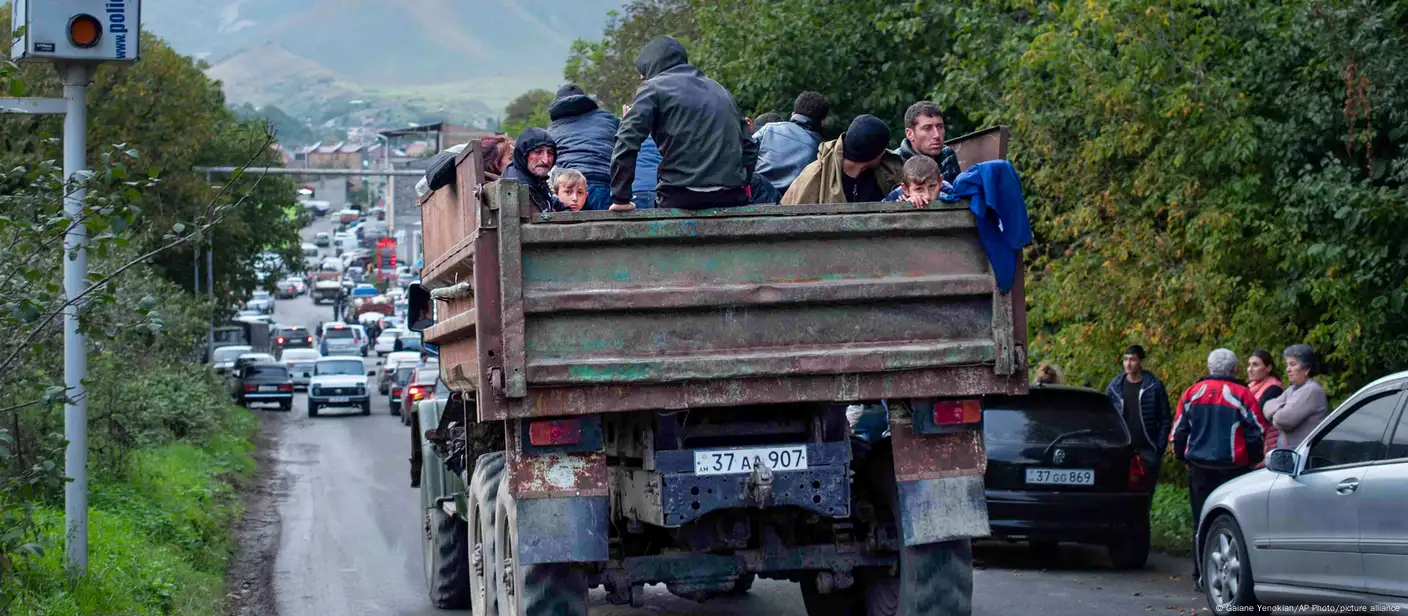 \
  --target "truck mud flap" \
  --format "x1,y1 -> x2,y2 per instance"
889,410 -> 991,547
505,419 -> 609,565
